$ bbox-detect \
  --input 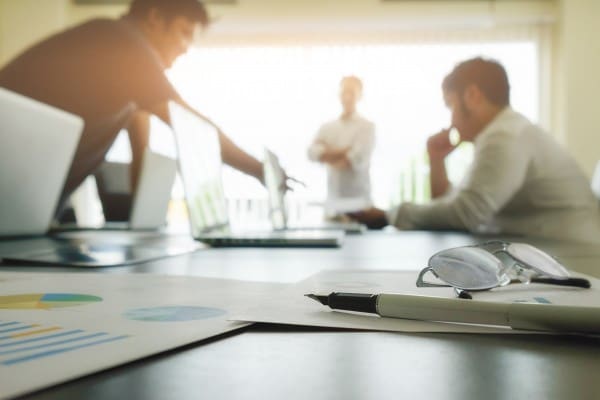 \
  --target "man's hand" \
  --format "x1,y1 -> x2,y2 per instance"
281,172 -> 306,192
427,128 -> 457,162
427,128 -> 457,198
346,207 -> 389,230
